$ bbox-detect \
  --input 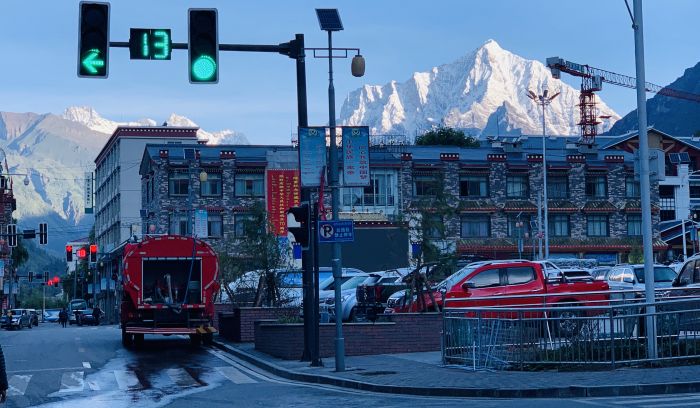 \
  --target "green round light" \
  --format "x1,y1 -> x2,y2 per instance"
192,55 -> 217,81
